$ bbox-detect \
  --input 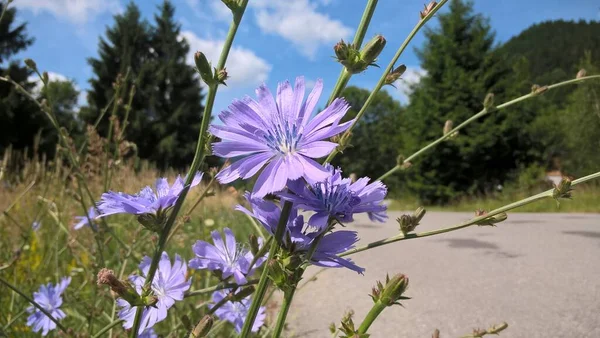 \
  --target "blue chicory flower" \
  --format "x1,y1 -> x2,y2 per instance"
211,289 -> 266,333
73,206 -> 98,230
26,277 -> 71,336
236,196 -> 364,274
97,172 -> 203,218
139,328 -> 158,338
117,252 -> 191,334
210,76 -> 353,197
32,221 -> 42,232
280,164 -> 388,229
190,227 -> 265,285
